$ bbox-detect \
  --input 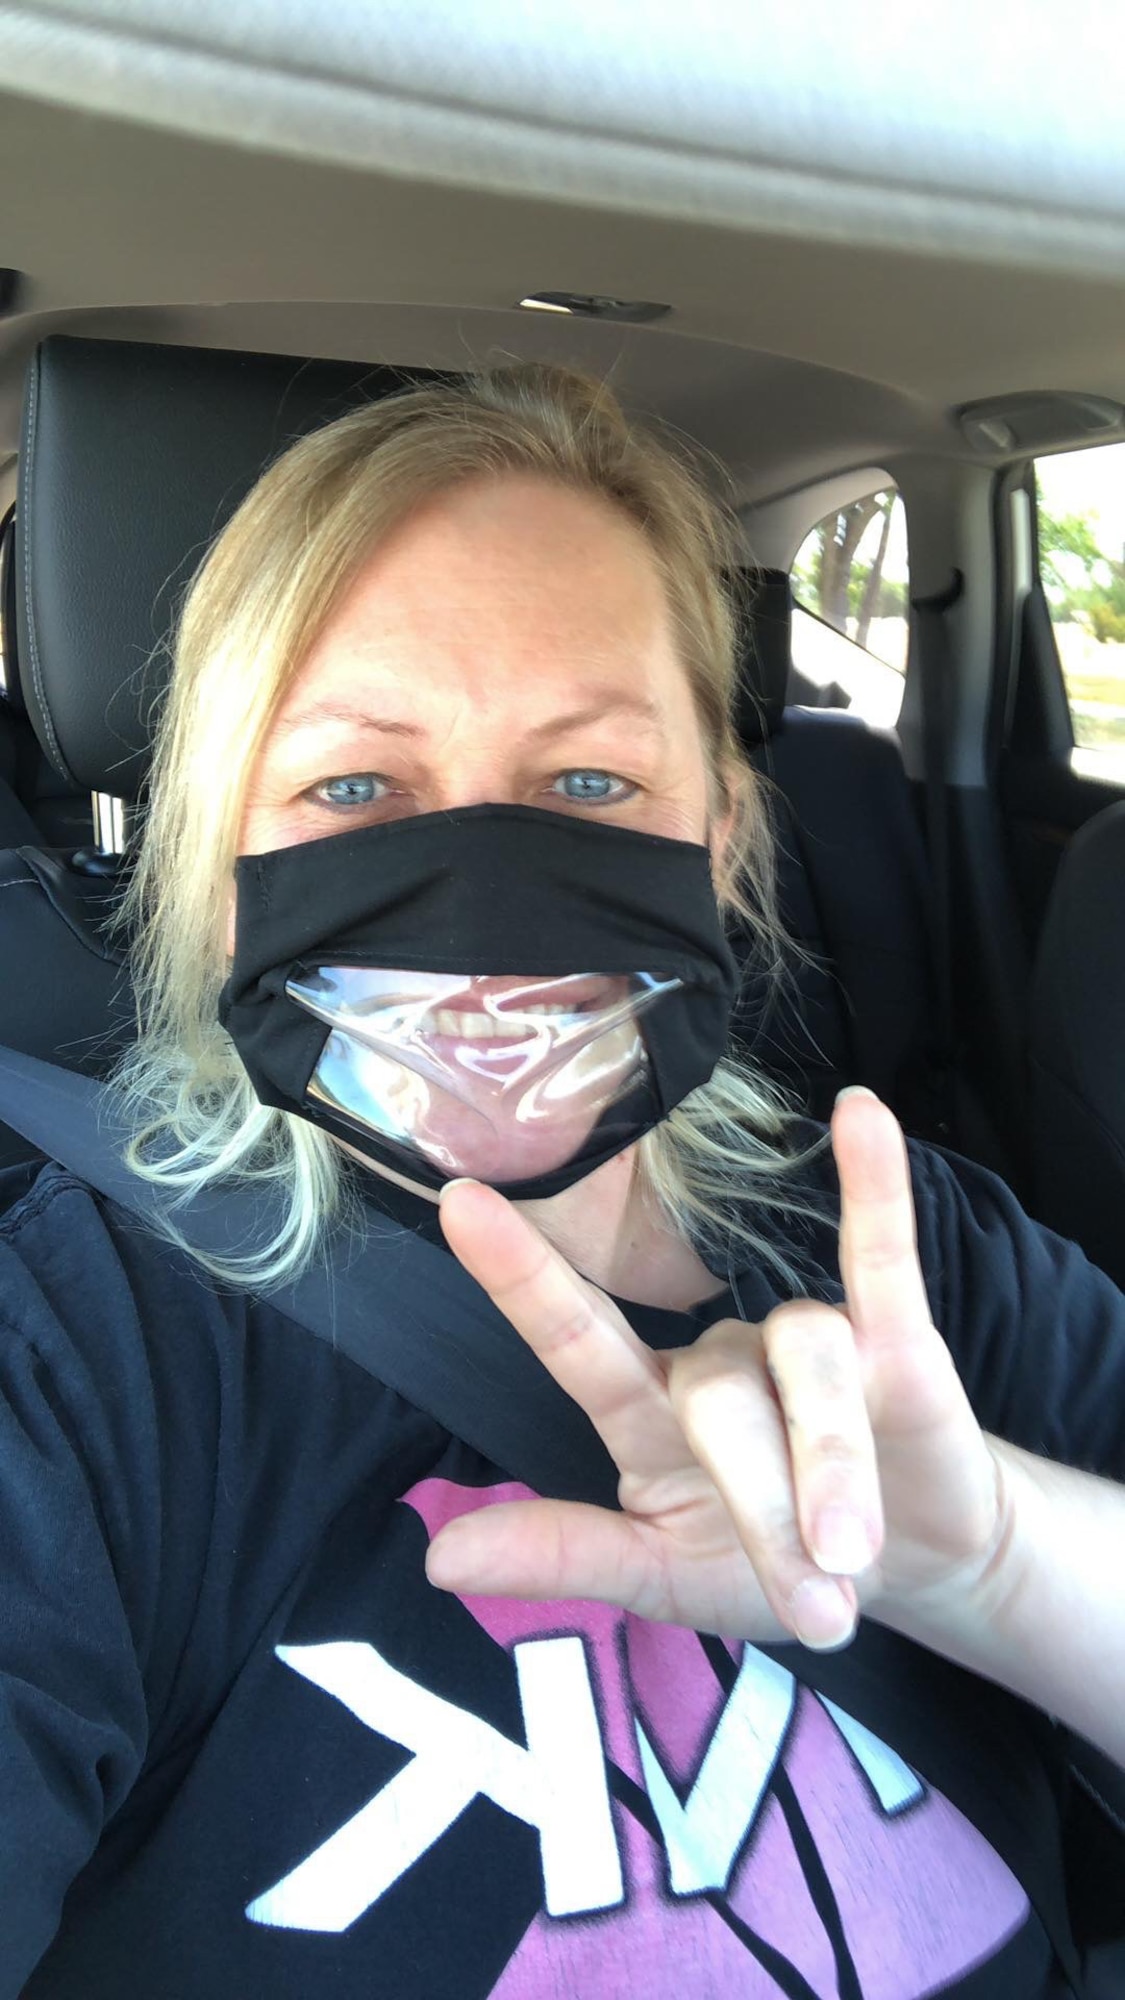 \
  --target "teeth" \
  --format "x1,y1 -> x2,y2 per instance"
429,1006 -> 584,1040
